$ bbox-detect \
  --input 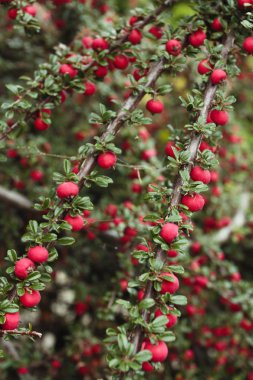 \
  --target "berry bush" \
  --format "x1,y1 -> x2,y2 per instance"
0,0 -> 253,379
